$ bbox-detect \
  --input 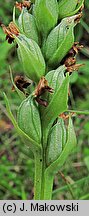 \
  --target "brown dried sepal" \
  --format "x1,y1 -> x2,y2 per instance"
9,22 -> 19,36
59,112 -> 75,120
35,98 -> 48,107
34,76 -> 53,97
15,1 -> 31,11
65,57 -> 76,67
74,13 -> 83,24
1,22 -> 19,44
67,63 -> 85,73
72,42 -> 83,55
12,75 -> 31,93
78,2 -> 84,13
64,42 -> 84,73
68,42 -> 83,57
34,76 -> 53,107
63,42 -> 83,67
59,113 -> 70,120
23,1 -> 31,8
15,2 -> 23,11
